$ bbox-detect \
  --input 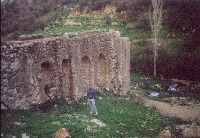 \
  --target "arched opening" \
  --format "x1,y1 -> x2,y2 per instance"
81,56 -> 92,90
62,59 -> 71,99
97,54 -> 107,88
41,61 -> 51,96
